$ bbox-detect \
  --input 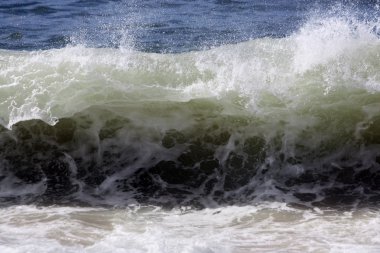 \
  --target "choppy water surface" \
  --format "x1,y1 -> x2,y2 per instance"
0,0 -> 380,252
